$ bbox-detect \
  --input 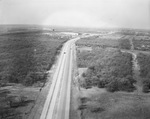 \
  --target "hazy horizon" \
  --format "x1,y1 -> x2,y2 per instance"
0,0 -> 150,30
